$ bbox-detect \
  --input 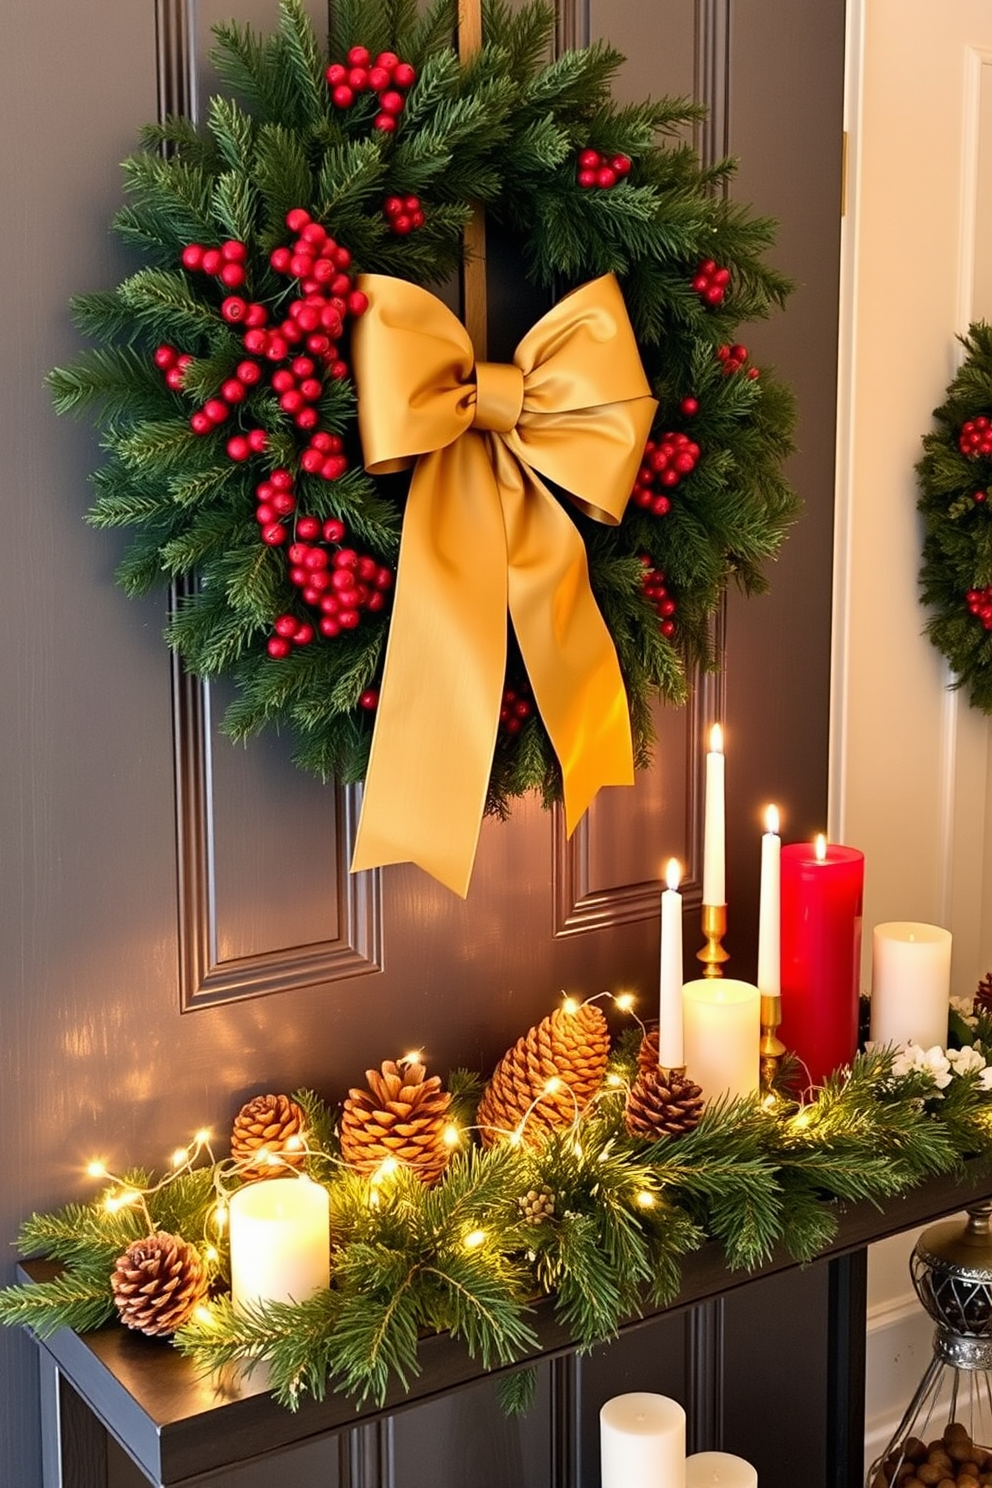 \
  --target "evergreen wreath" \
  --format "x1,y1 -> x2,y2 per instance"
50,0 -> 797,818
918,321 -> 992,710
3,1018 -> 992,1414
